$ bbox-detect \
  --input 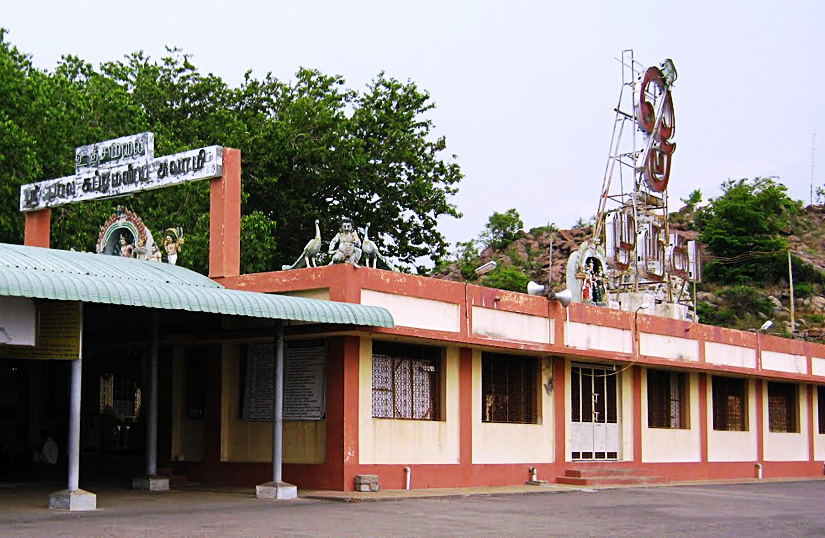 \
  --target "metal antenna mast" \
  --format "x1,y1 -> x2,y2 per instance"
587,50 -> 700,318
811,132 -> 817,205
